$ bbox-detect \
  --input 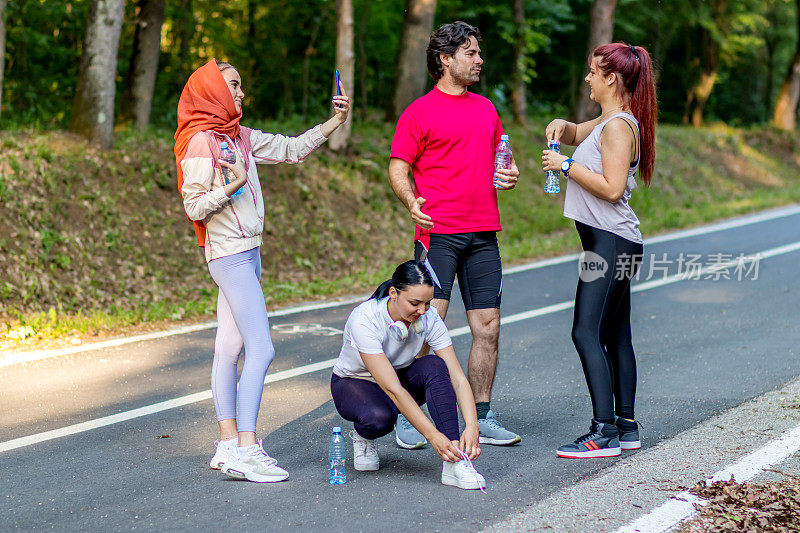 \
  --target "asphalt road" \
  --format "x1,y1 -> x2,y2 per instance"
2,206 -> 800,532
